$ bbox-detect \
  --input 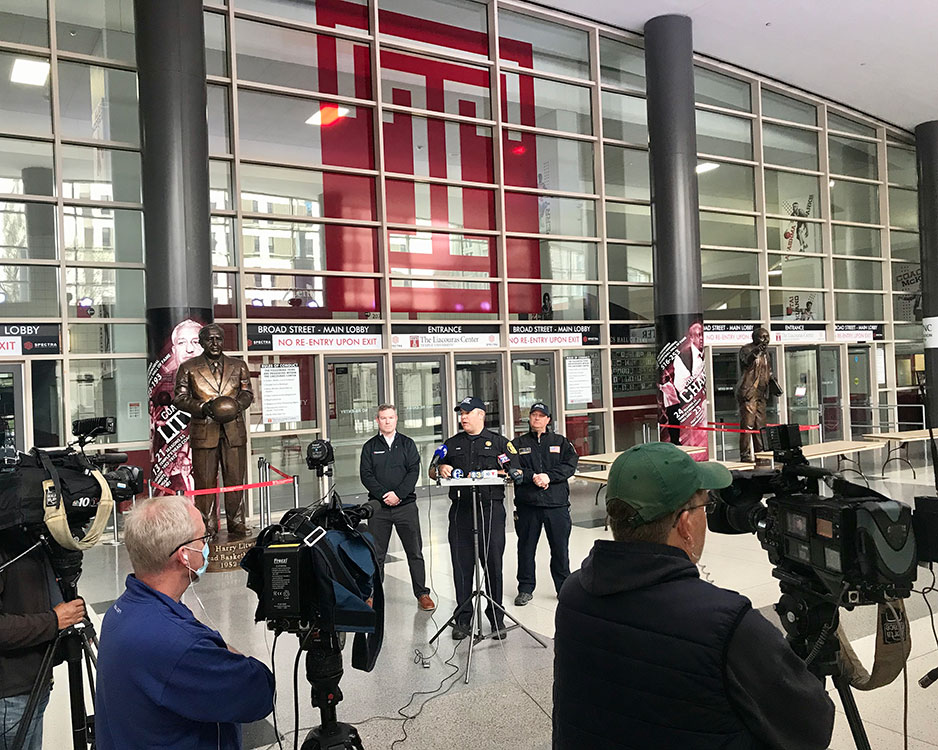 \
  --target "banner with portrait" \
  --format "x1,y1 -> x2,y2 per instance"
656,313 -> 707,454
